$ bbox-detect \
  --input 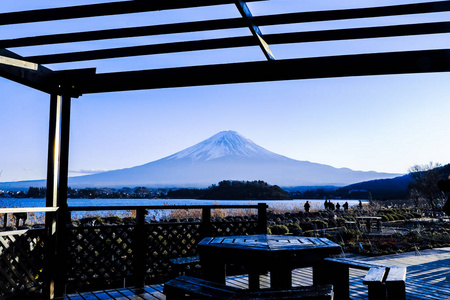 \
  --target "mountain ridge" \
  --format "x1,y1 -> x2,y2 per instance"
1,131 -> 402,189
